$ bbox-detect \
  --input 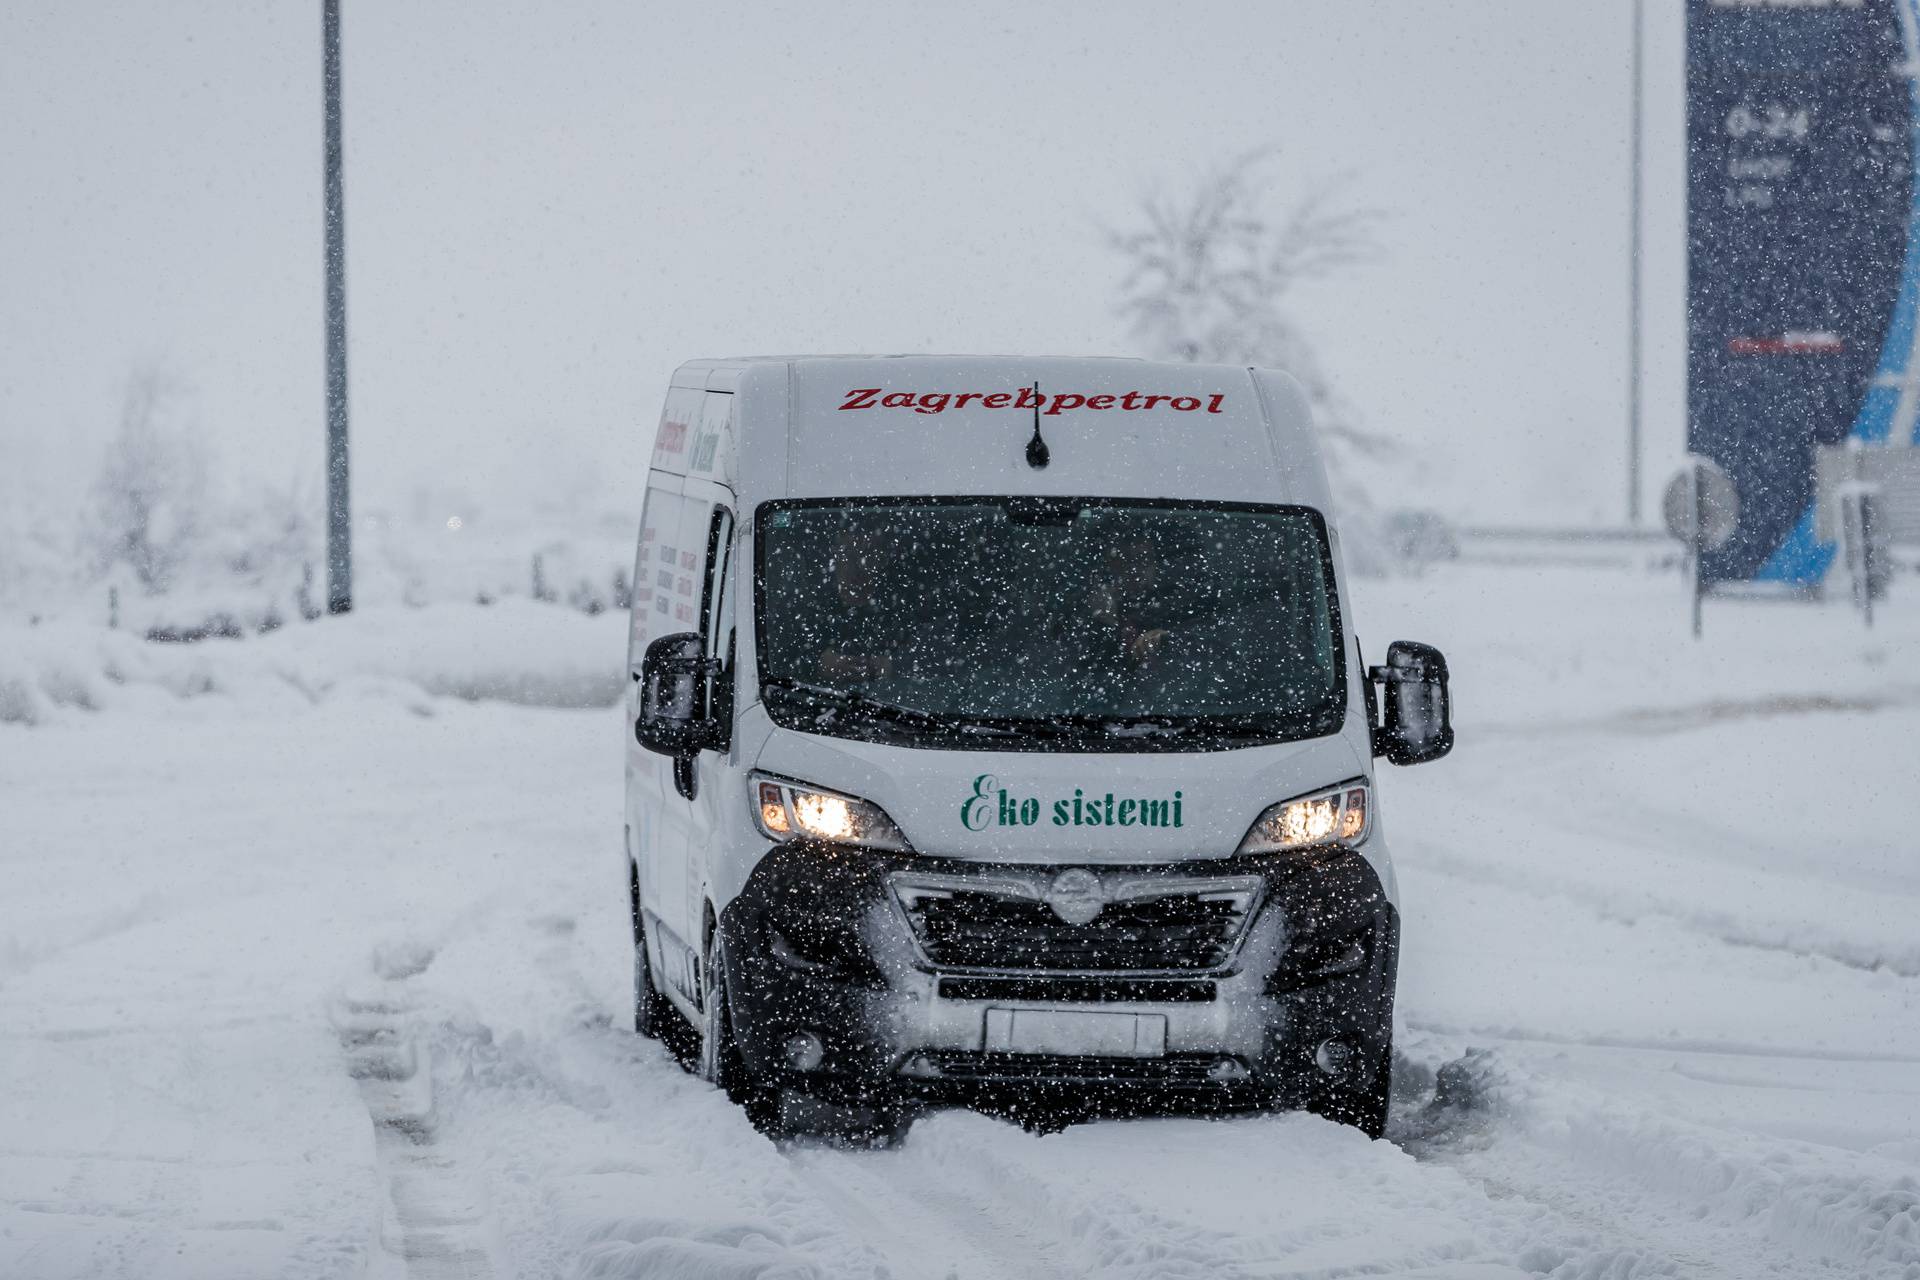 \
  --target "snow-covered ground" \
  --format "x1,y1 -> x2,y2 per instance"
2,563 -> 1916,1279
